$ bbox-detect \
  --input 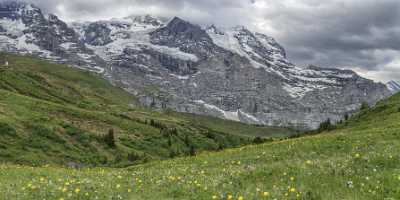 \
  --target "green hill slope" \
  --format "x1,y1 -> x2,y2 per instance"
0,53 -> 295,166
1,84 -> 399,199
